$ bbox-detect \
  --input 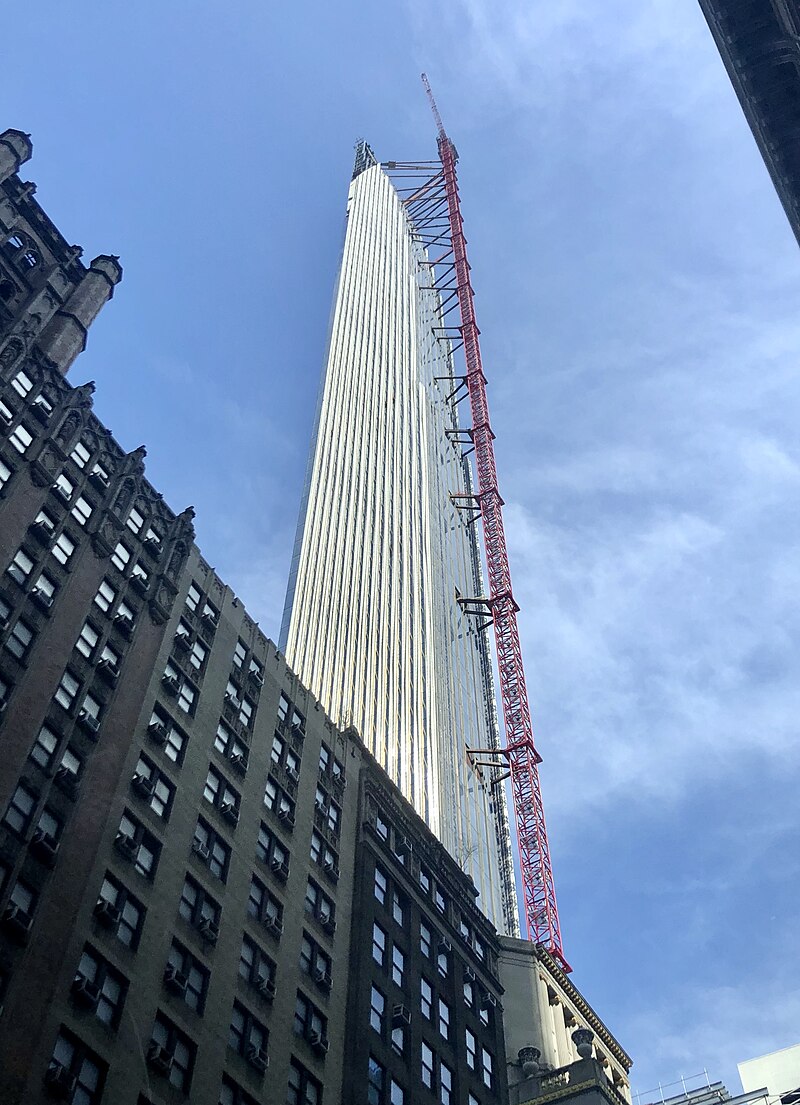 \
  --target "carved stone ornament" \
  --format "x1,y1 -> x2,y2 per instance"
0,336 -> 25,376
149,578 -> 177,626
91,514 -> 121,559
173,506 -> 196,543
30,443 -> 62,487
113,476 -> 136,516
167,540 -> 188,582
54,409 -> 82,449
126,446 -> 147,476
